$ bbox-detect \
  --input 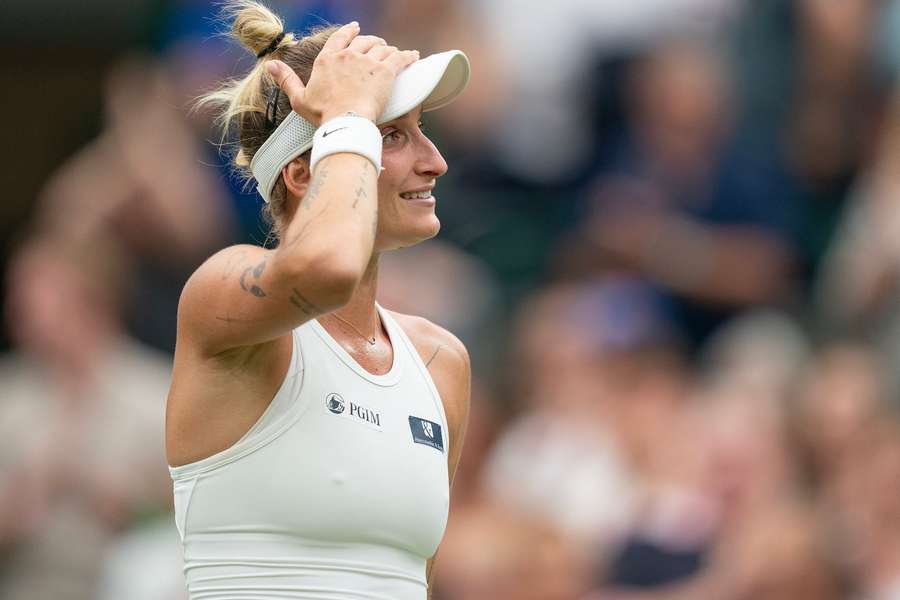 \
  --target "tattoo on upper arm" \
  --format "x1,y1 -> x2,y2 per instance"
425,345 -> 443,368
289,287 -> 321,316
221,249 -> 248,280
215,314 -> 256,324
239,258 -> 268,298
